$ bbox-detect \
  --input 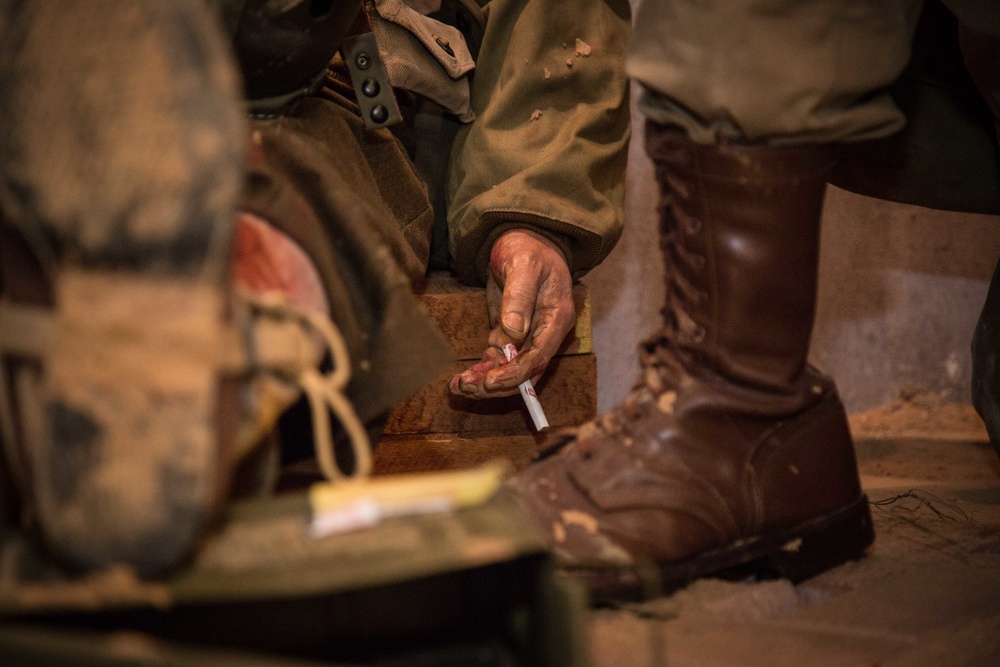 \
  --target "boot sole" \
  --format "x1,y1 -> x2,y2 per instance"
3,270 -> 241,576
0,0 -> 245,576
567,494 -> 875,605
